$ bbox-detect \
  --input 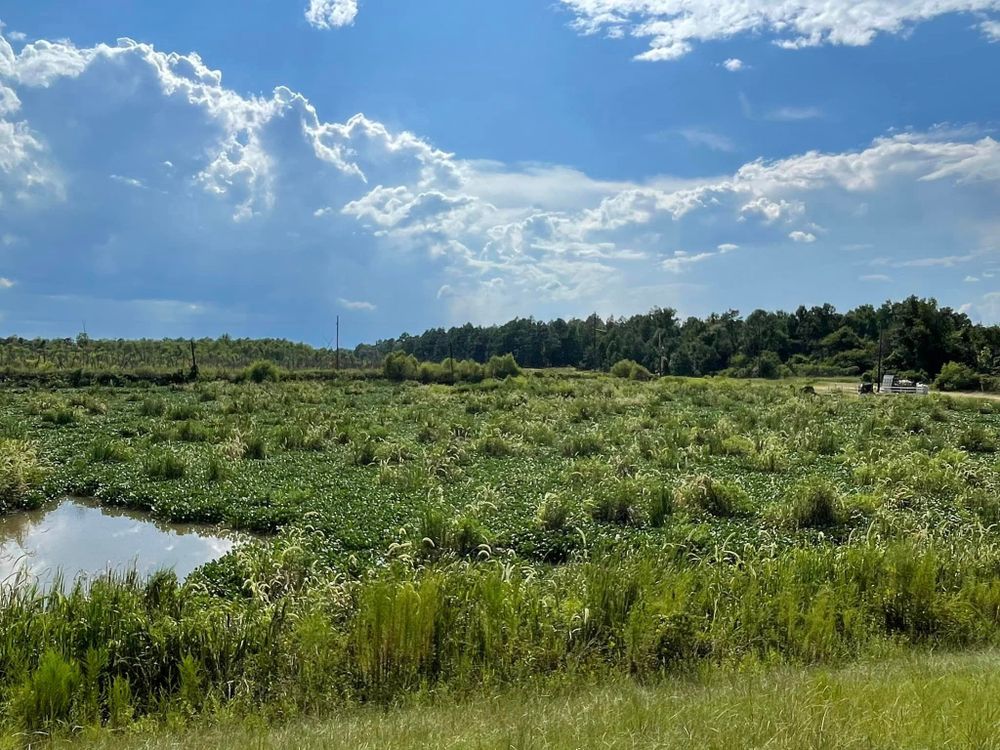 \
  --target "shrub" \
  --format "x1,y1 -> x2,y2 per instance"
245,360 -> 282,384
935,362 -> 982,392
454,359 -> 485,383
783,477 -> 841,529
178,654 -> 205,712
15,650 -> 81,731
418,361 -> 445,384
485,353 -> 521,379
611,359 -> 636,378
383,351 -> 419,381
107,676 -> 134,728
611,359 -> 653,381
673,475 -> 742,517
753,351 -> 783,379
